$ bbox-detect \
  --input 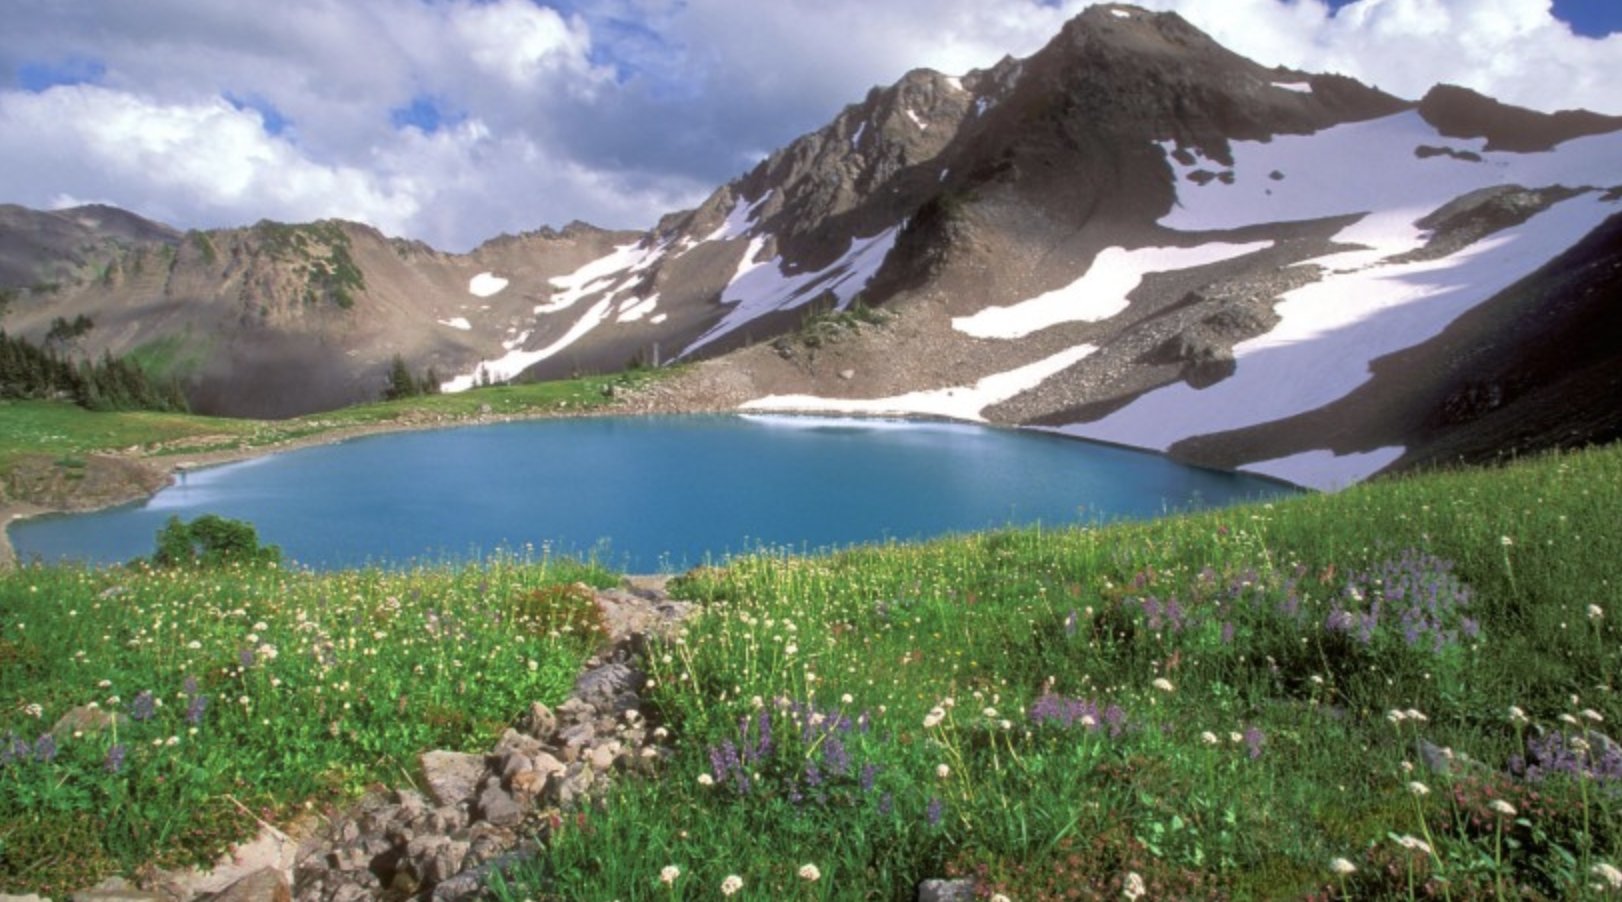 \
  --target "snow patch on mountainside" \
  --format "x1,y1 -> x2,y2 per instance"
684,226 -> 901,355
468,273 -> 508,297
437,317 -> 472,331
1160,110 -> 1622,261
1242,447 -> 1405,491
1056,191 -> 1619,489
953,241 -> 1273,339
740,344 -> 1097,422
537,242 -> 663,315
442,296 -> 615,392
616,294 -> 659,323
1272,81 -> 1311,94
704,191 -> 773,243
